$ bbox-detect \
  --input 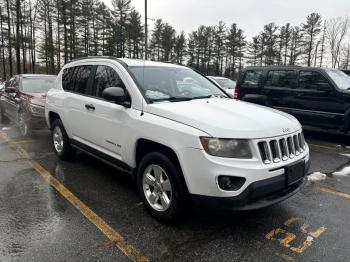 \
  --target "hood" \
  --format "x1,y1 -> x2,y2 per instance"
21,92 -> 46,106
146,98 -> 301,139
